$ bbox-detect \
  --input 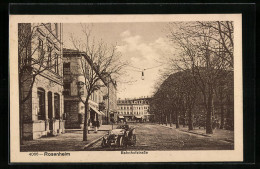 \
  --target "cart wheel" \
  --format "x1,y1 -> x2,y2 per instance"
123,137 -> 128,148
118,136 -> 123,147
101,139 -> 106,148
